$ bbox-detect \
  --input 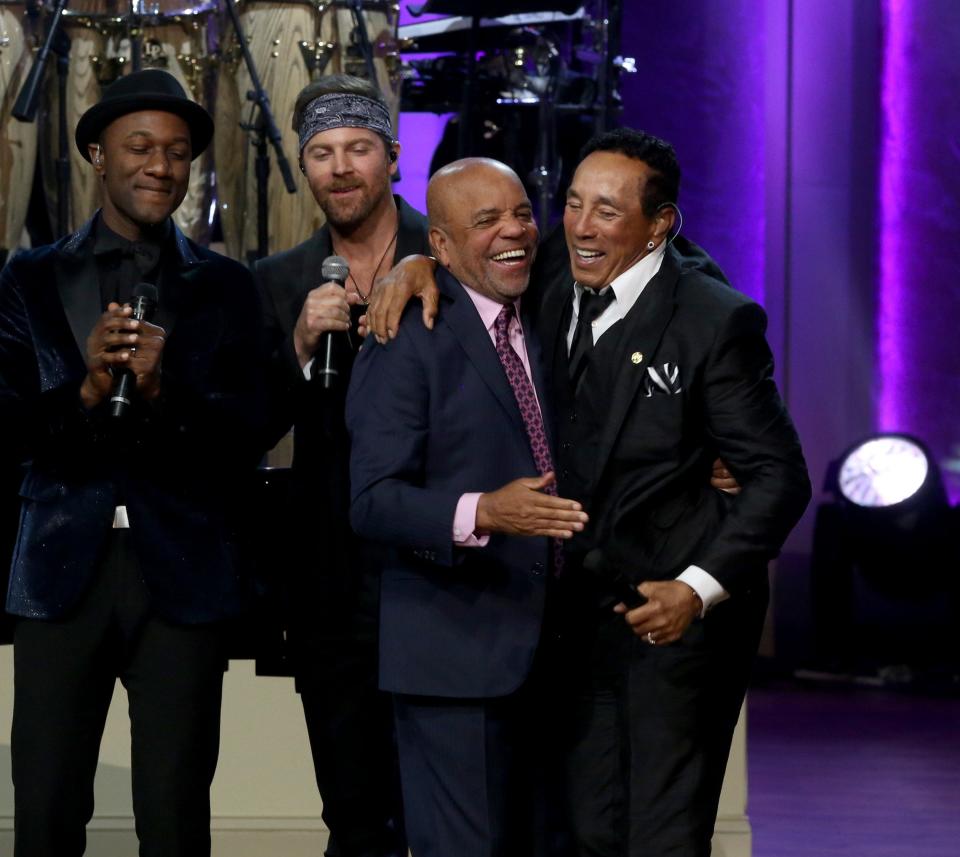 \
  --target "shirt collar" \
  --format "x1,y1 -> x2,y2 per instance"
460,281 -> 523,334
93,214 -> 171,258
574,238 -> 667,312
